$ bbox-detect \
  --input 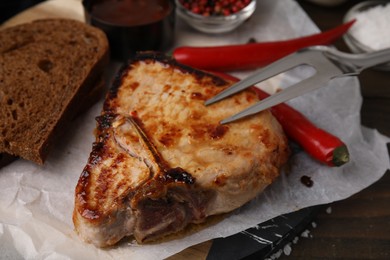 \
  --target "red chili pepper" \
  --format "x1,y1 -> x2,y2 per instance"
173,20 -> 355,71
211,71 -> 350,167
